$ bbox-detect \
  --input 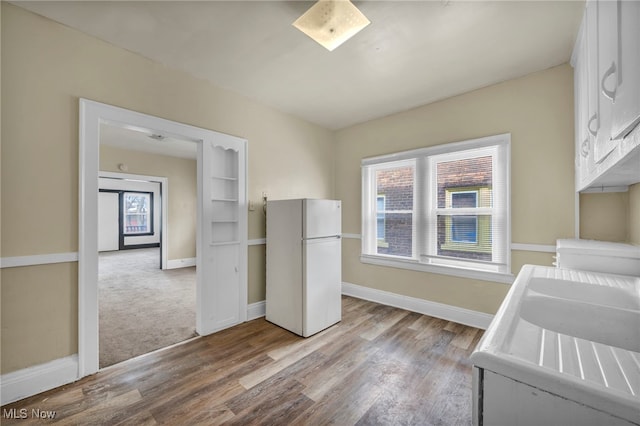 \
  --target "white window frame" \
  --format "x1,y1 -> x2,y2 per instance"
122,191 -> 153,235
362,158 -> 417,259
361,134 -> 512,283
